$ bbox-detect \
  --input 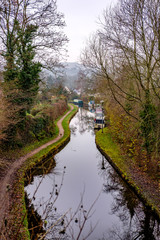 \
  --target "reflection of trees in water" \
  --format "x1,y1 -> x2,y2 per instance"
70,125 -> 77,136
26,184 -> 98,240
26,189 -> 71,240
24,109 -> 97,239
70,108 -> 95,136
25,158 -> 67,239
25,157 -> 97,239
45,189 -> 99,240
98,157 -> 160,240
24,156 -> 57,186
25,193 -> 46,239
